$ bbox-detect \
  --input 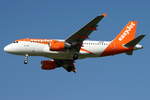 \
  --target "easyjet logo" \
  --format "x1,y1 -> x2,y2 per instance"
118,22 -> 136,41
